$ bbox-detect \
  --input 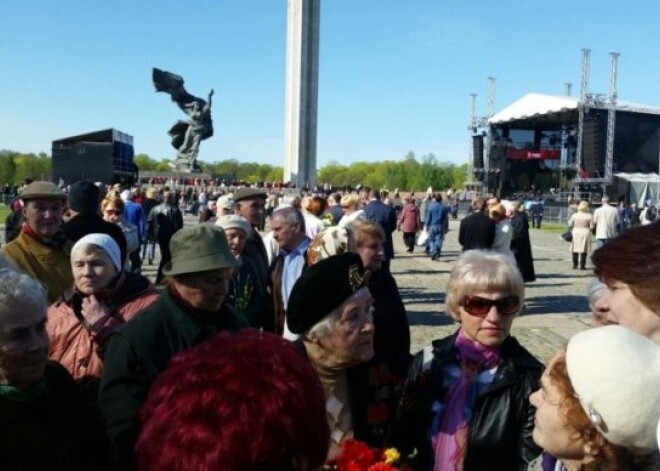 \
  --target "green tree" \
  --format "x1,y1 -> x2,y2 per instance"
0,154 -> 16,184
134,153 -> 159,171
